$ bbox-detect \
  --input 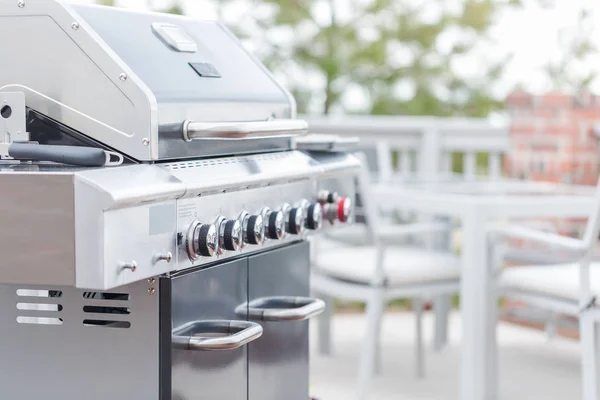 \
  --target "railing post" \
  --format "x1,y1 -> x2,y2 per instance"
419,128 -> 441,179
464,151 -> 477,181
489,153 -> 502,179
